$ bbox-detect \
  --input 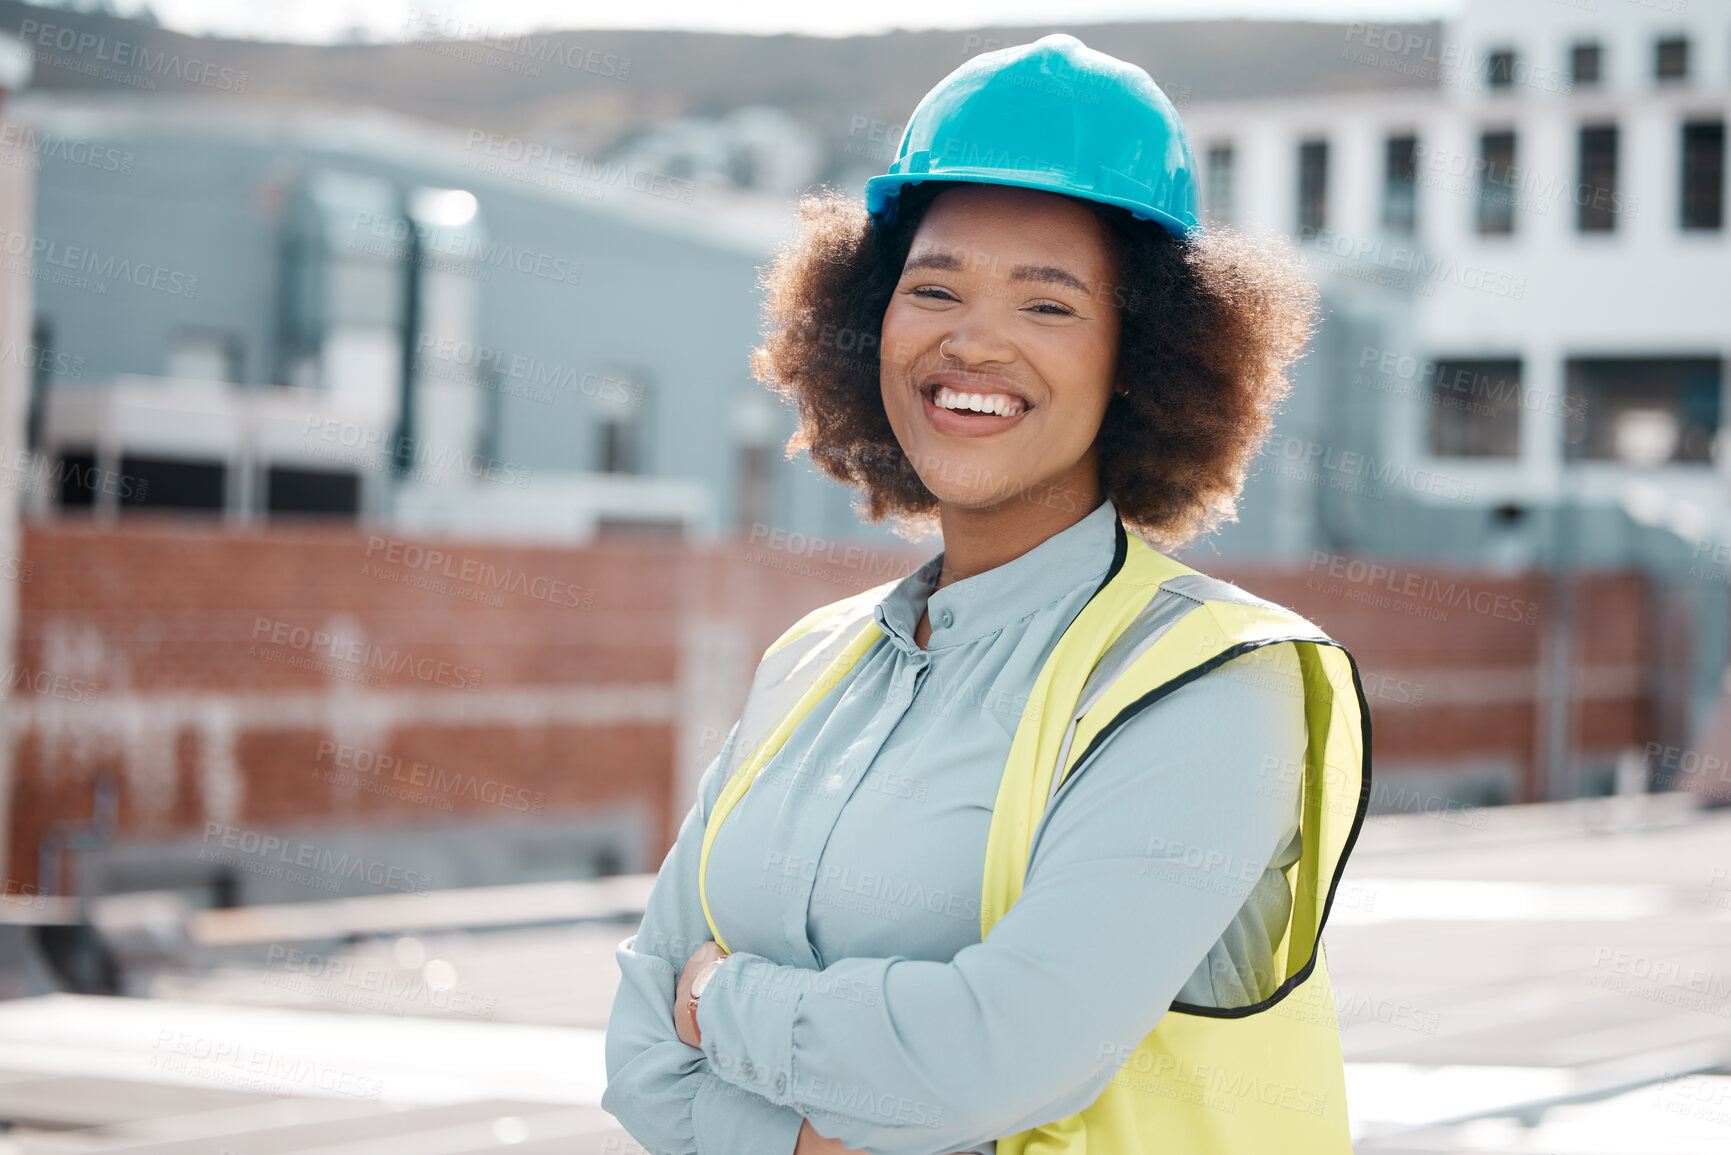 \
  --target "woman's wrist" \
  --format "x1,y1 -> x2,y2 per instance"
675,940 -> 729,1048
686,951 -> 728,1046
